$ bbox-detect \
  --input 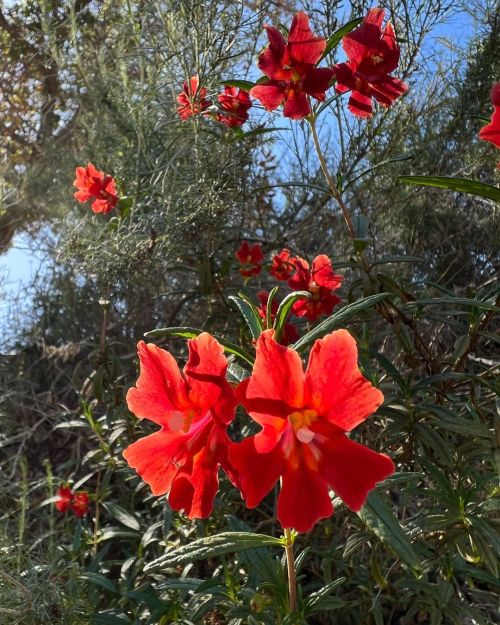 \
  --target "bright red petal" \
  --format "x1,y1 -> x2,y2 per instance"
283,90 -> 310,119
250,82 -> 286,111
288,12 -> 326,65
229,437 -> 285,507
342,8 -> 385,66
479,106 -> 500,148
319,434 -> 394,511
311,255 -> 342,290
126,341 -> 188,427
74,190 -> 92,202
490,83 -> 500,106
278,457 -> 333,532
258,25 -> 286,79
305,330 -> 384,431
91,198 -> 111,213
122,429 -> 182,495
348,91 -> 373,118
302,67 -> 335,100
